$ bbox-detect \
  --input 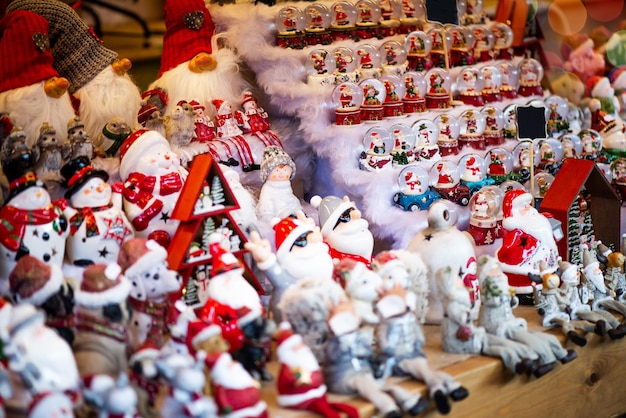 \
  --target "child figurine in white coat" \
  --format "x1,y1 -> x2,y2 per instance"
256,146 -> 302,224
